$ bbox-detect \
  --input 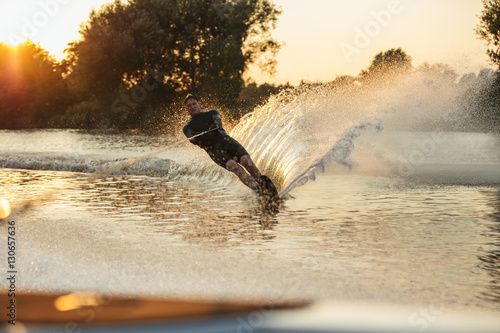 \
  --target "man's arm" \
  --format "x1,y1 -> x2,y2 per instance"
183,125 -> 193,138
209,109 -> 223,128
183,125 -> 199,145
